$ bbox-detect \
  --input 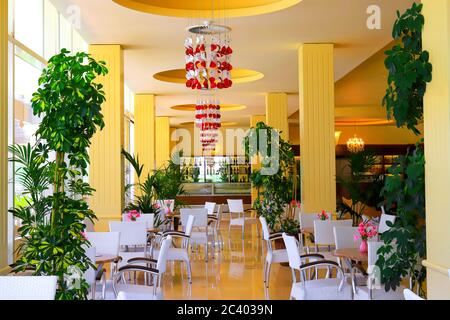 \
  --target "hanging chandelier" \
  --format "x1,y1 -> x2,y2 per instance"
195,96 -> 222,151
185,21 -> 233,90
347,134 -> 365,153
